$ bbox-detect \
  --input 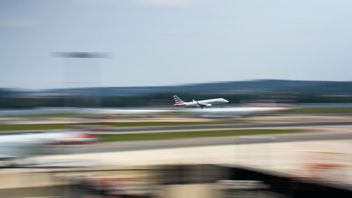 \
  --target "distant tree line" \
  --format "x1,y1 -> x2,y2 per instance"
0,93 -> 351,109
